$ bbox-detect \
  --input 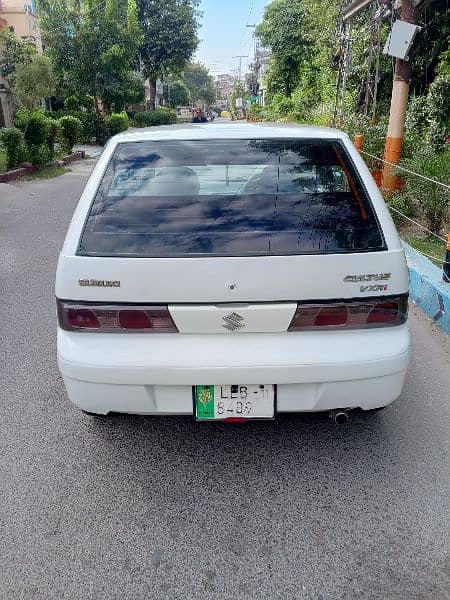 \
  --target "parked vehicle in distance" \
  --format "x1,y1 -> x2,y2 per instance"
55,123 -> 410,420
176,106 -> 193,119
